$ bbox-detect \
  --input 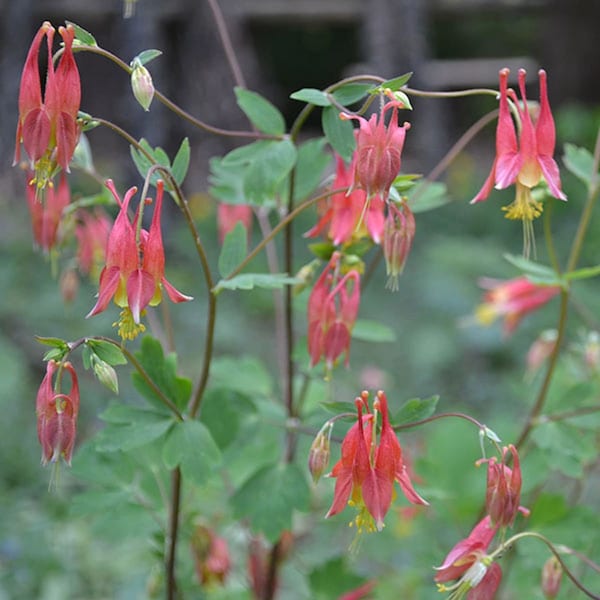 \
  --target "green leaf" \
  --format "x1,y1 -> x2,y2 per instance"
503,254 -> 563,286
221,140 -> 273,166
563,143 -> 596,185
393,395 -> 439,426
71,133 -> 94,171
43,348 -> 68,362
322,106 -> 355,163
214,273 -> 300,293
293,138 -> 331,201
290,88 -> 331,107
351,319 -> 396,342
218,222 -> 247,278
405,181 -> 452,213
331,83 -> 374,106
378,72 -> 413,92
200,388 -> 257,449
171,137 -> 190,185
235,87 -> 286,135
208,156 -> 246,205
162,420 -> 221,485
310,557 -> 366,599
132,49 -> 162,67
230,463 -> 309,542
243,139 -> 297,205
131,336 -> 192,412
35,336 -> 68,349
308,242 -> 336,261
67,21 -> 97,47
209,356 -> 272,396
95,402 -> 174,452
565,264 -> 600,281
85,339 -> 127,366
